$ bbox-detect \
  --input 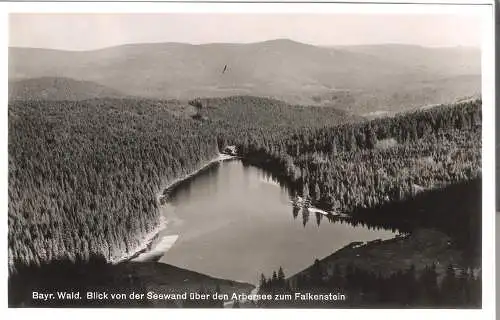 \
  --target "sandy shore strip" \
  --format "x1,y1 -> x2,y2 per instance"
110,215 -> 168,264
291,196 -> 346,217
132,234 -> 179,262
